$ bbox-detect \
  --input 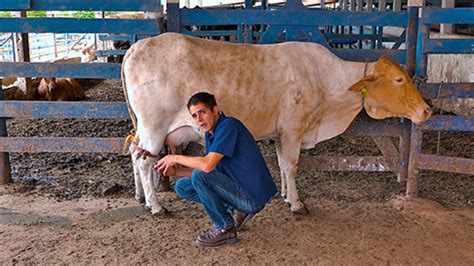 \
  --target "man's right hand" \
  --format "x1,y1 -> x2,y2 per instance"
153,161 -> 176,176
